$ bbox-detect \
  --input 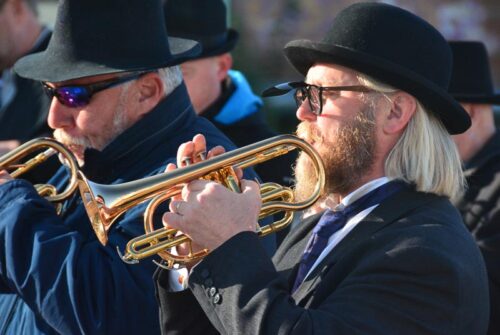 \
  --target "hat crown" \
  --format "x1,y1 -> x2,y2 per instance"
166,0 -> 228,39
48,0 -> 171,69
164,0 -> 239,58
448,41 -> 495,96
322,2 -> 452,89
